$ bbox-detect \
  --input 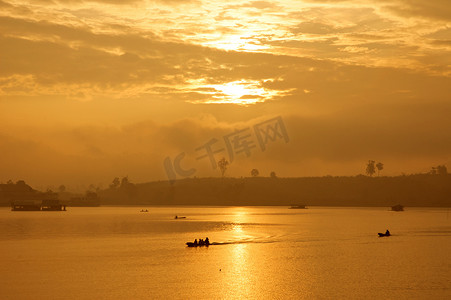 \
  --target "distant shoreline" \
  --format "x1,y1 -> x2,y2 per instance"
97,174 -> 451,207
3,174 -> 450,207
1,205 -> 450,209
